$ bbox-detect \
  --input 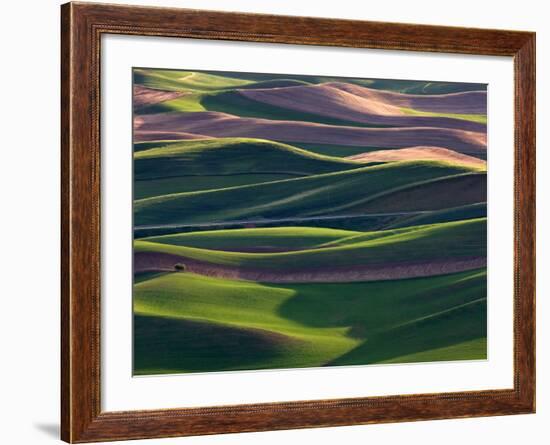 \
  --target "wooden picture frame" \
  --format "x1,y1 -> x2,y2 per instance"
61,2 -> 535,442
